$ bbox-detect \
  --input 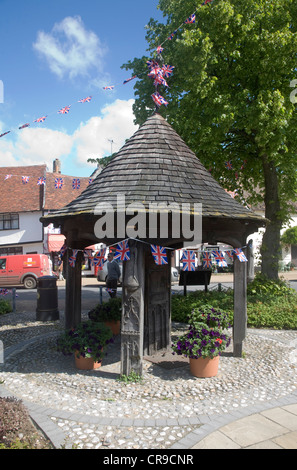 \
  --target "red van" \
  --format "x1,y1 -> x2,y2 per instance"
0,254 -> 51,289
